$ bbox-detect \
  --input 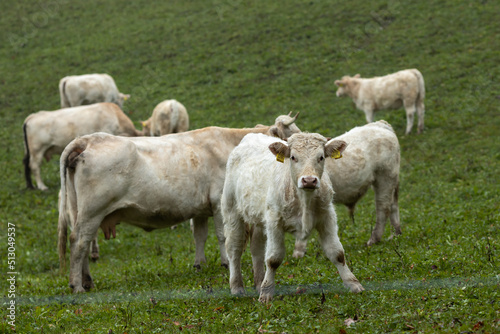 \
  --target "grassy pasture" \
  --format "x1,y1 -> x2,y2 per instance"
1,0 -> 499,332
